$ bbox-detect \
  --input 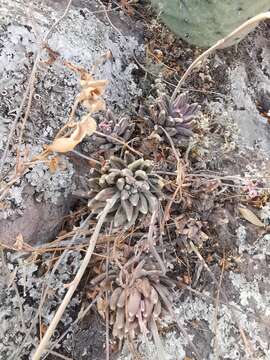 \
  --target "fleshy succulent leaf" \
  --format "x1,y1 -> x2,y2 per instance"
87,154 -> 164,229
143,92 -> 199,147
